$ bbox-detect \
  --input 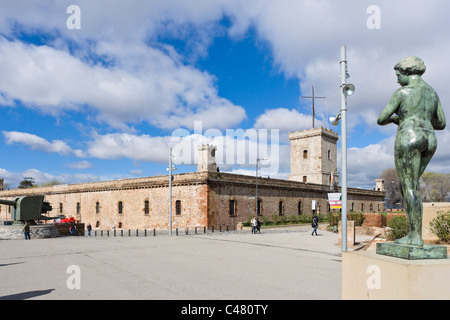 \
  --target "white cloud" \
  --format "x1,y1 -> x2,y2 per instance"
66,161 -> 93,170
254,108 -> 326,143
86,132 -> 171,162
0,36 -> 246,131
2,131 -> 84,157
